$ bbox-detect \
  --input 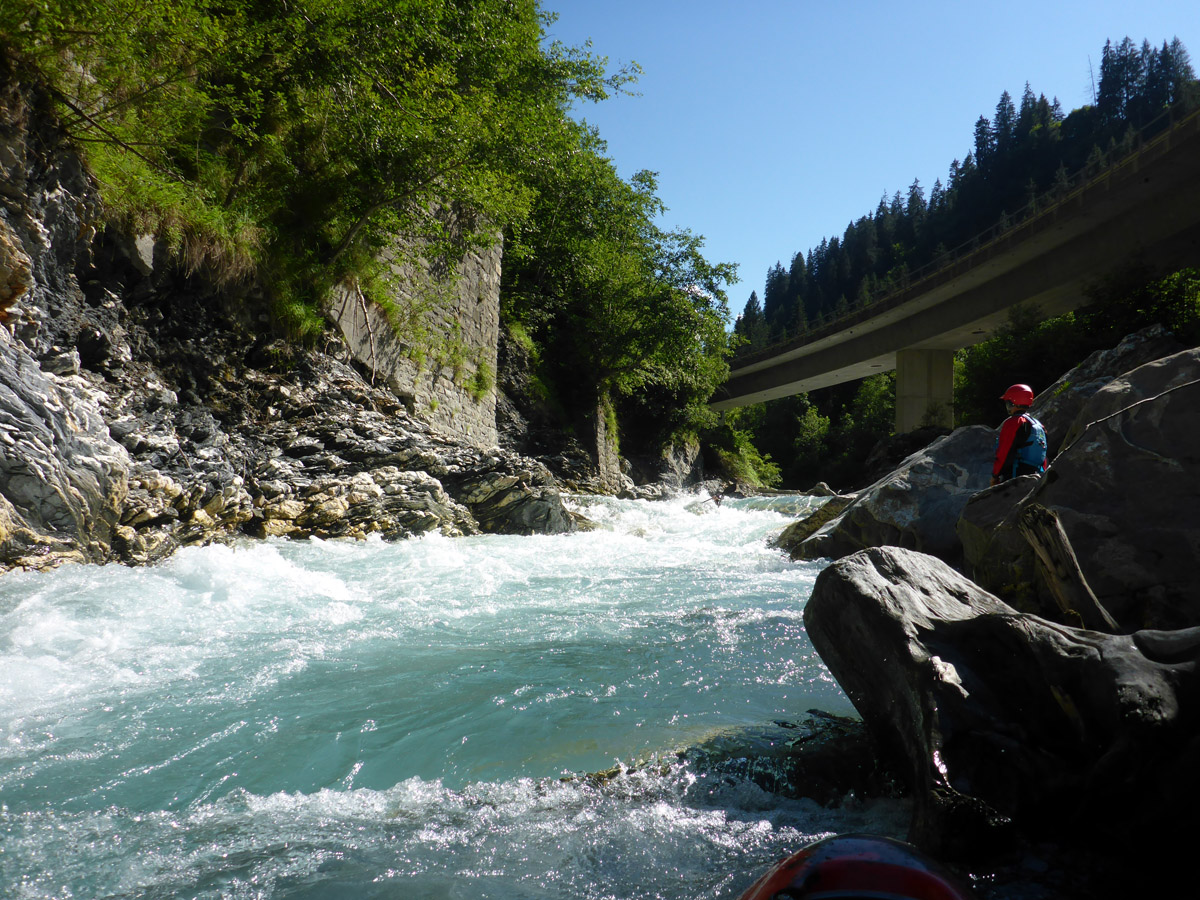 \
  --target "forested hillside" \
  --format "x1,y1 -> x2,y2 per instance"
2,0 -> 735,461
728,36 -> 1200,491
734,36 -> 1198,351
